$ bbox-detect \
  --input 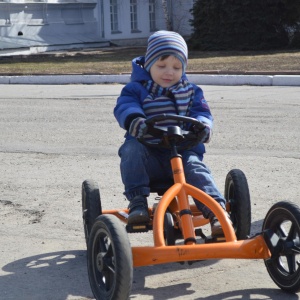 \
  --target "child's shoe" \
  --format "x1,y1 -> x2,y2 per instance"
210,212 -> 232,237
128,195 -> 149,224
